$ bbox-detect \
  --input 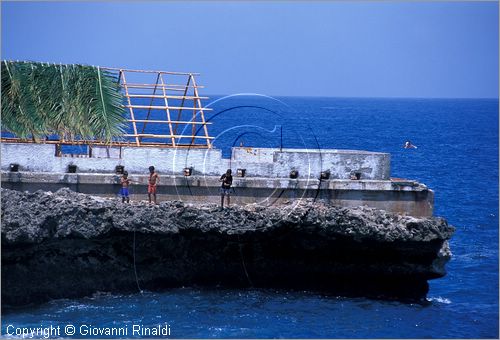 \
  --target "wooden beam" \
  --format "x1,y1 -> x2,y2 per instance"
192,89 -> 196,145
122,83 -> 204,89
140,73 -> 161,141
101,67 -> 199,76
125,94 -> 209,100
0,137 -> 211,149
123,86 -> 190,92
159,73 -> 176,147
127,120 -> 212,124
120,71 -> 140,146
191,75 -> 212,149
123,105 -> 212,111
174,76 -> 191,135
124,134 -> 215,139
